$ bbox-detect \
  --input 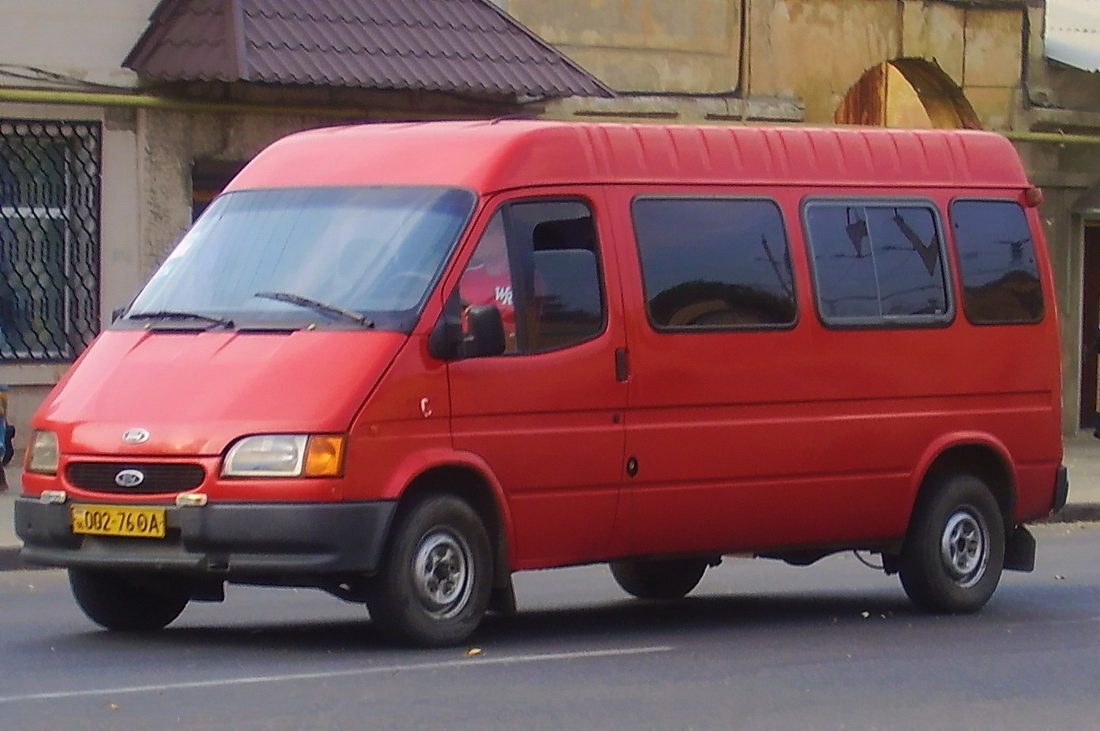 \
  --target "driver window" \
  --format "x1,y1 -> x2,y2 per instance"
457,199 -> 604,356
459,212 -> 518,351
